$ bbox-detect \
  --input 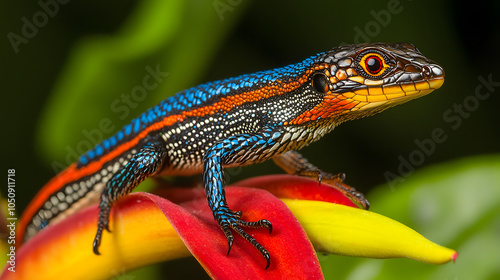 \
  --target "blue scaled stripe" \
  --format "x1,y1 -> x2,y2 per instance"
77,54 -> 321,168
